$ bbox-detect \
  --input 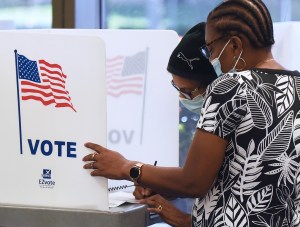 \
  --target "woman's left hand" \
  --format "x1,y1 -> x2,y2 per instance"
140,194 -> 191,227
82,142 -> 134,180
